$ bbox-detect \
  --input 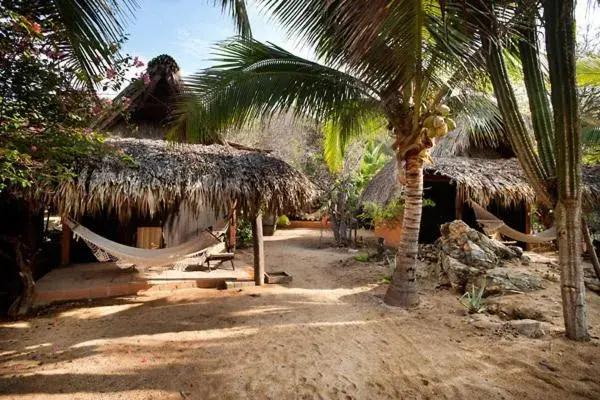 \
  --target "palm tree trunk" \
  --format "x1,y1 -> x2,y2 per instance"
544,0 -> 589,340
384,152 -> 423,307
